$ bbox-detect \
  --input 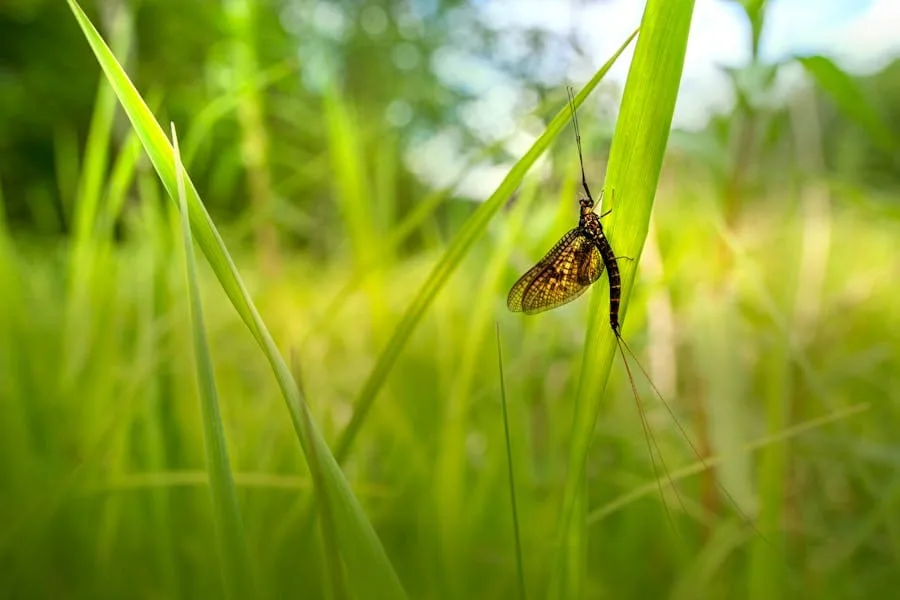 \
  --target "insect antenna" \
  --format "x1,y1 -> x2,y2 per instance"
566,86 -> 594,205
